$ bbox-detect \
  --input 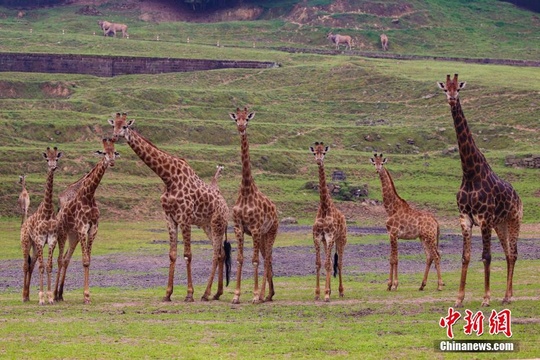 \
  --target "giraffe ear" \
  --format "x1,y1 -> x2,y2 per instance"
94,150 -> 105,157
382,158 -> 388,164
324,146 -> 329,153
229,113 -> 237,121
56,152 -> 63,159
437,82 -> 446,90
114,151 -> 120,158
247,112 -> 255,121
126,119 -> 135,127
42,152 -> 48,159
309,146 -> 315,154
107,118 -> 115,126
458,81 -> 466,90
369,158 -> 375,164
